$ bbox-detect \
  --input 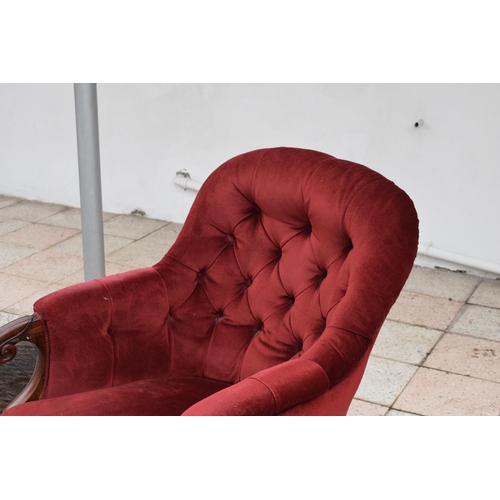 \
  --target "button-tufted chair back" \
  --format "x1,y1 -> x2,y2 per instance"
154,147 -> 419,412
